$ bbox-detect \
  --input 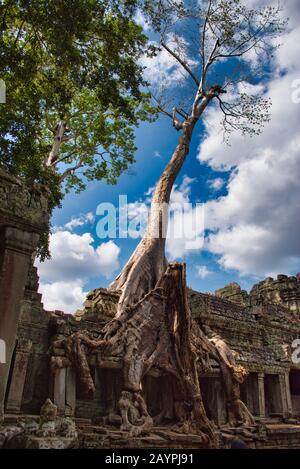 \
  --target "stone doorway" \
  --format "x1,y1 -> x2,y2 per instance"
199,377 -> 227,425
240,372 -> 260,416
264,374 -> 283,417
75,368 -> 124,419
142,374 -> 176,423
289,369 -> 300,417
